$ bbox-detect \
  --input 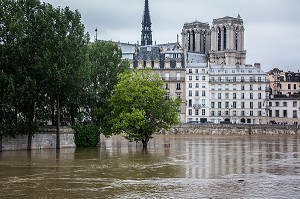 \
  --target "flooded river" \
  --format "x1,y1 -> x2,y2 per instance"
0,134 -> 300,198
